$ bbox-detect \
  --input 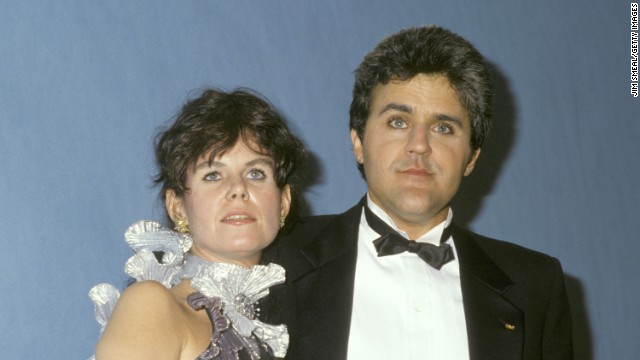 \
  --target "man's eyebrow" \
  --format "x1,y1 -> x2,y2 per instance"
378,102 -> 467,127
378,103 -> 413,116
435,113 -> 465,128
